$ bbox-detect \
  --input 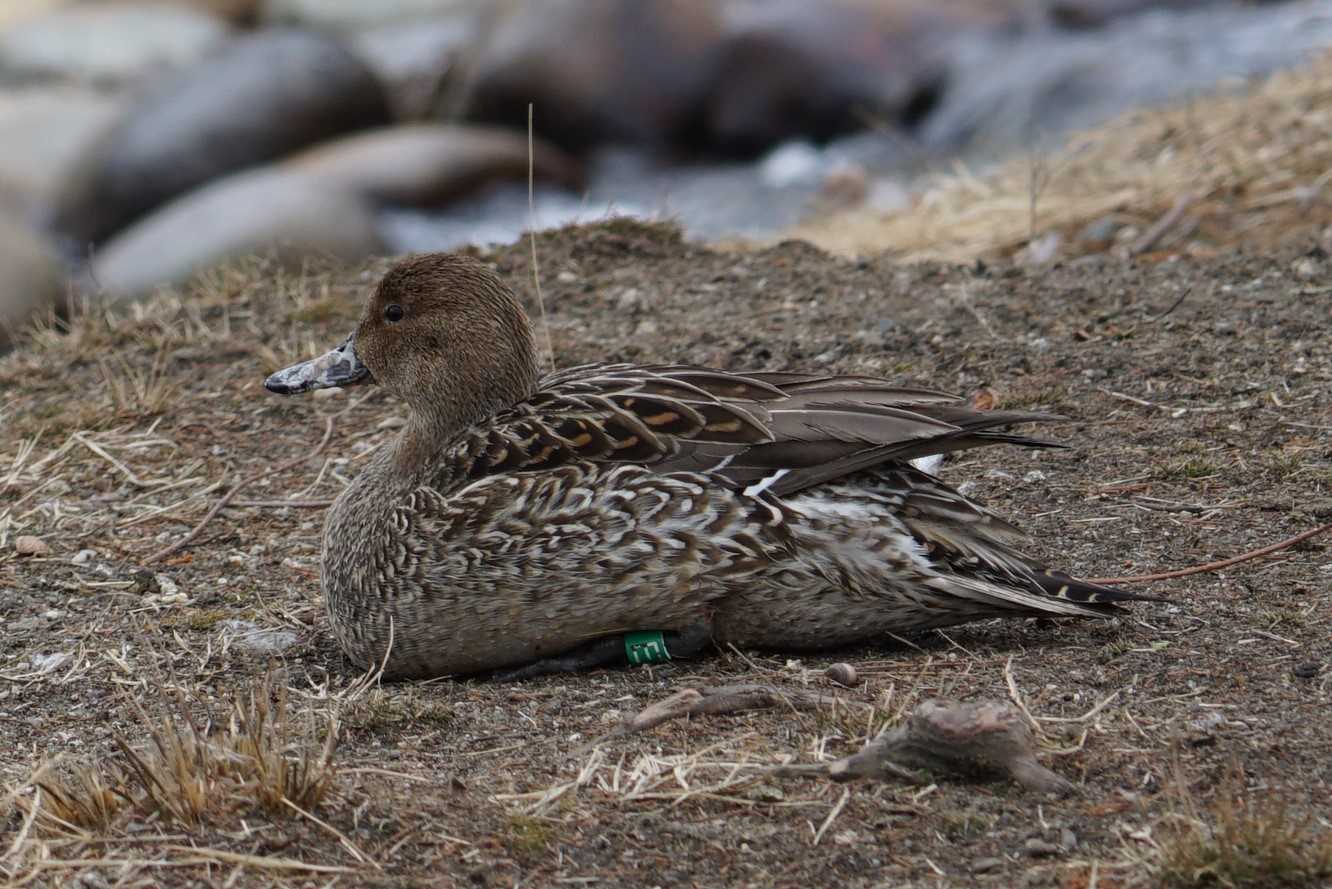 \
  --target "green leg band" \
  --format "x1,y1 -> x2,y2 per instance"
624,631 -> 671,665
